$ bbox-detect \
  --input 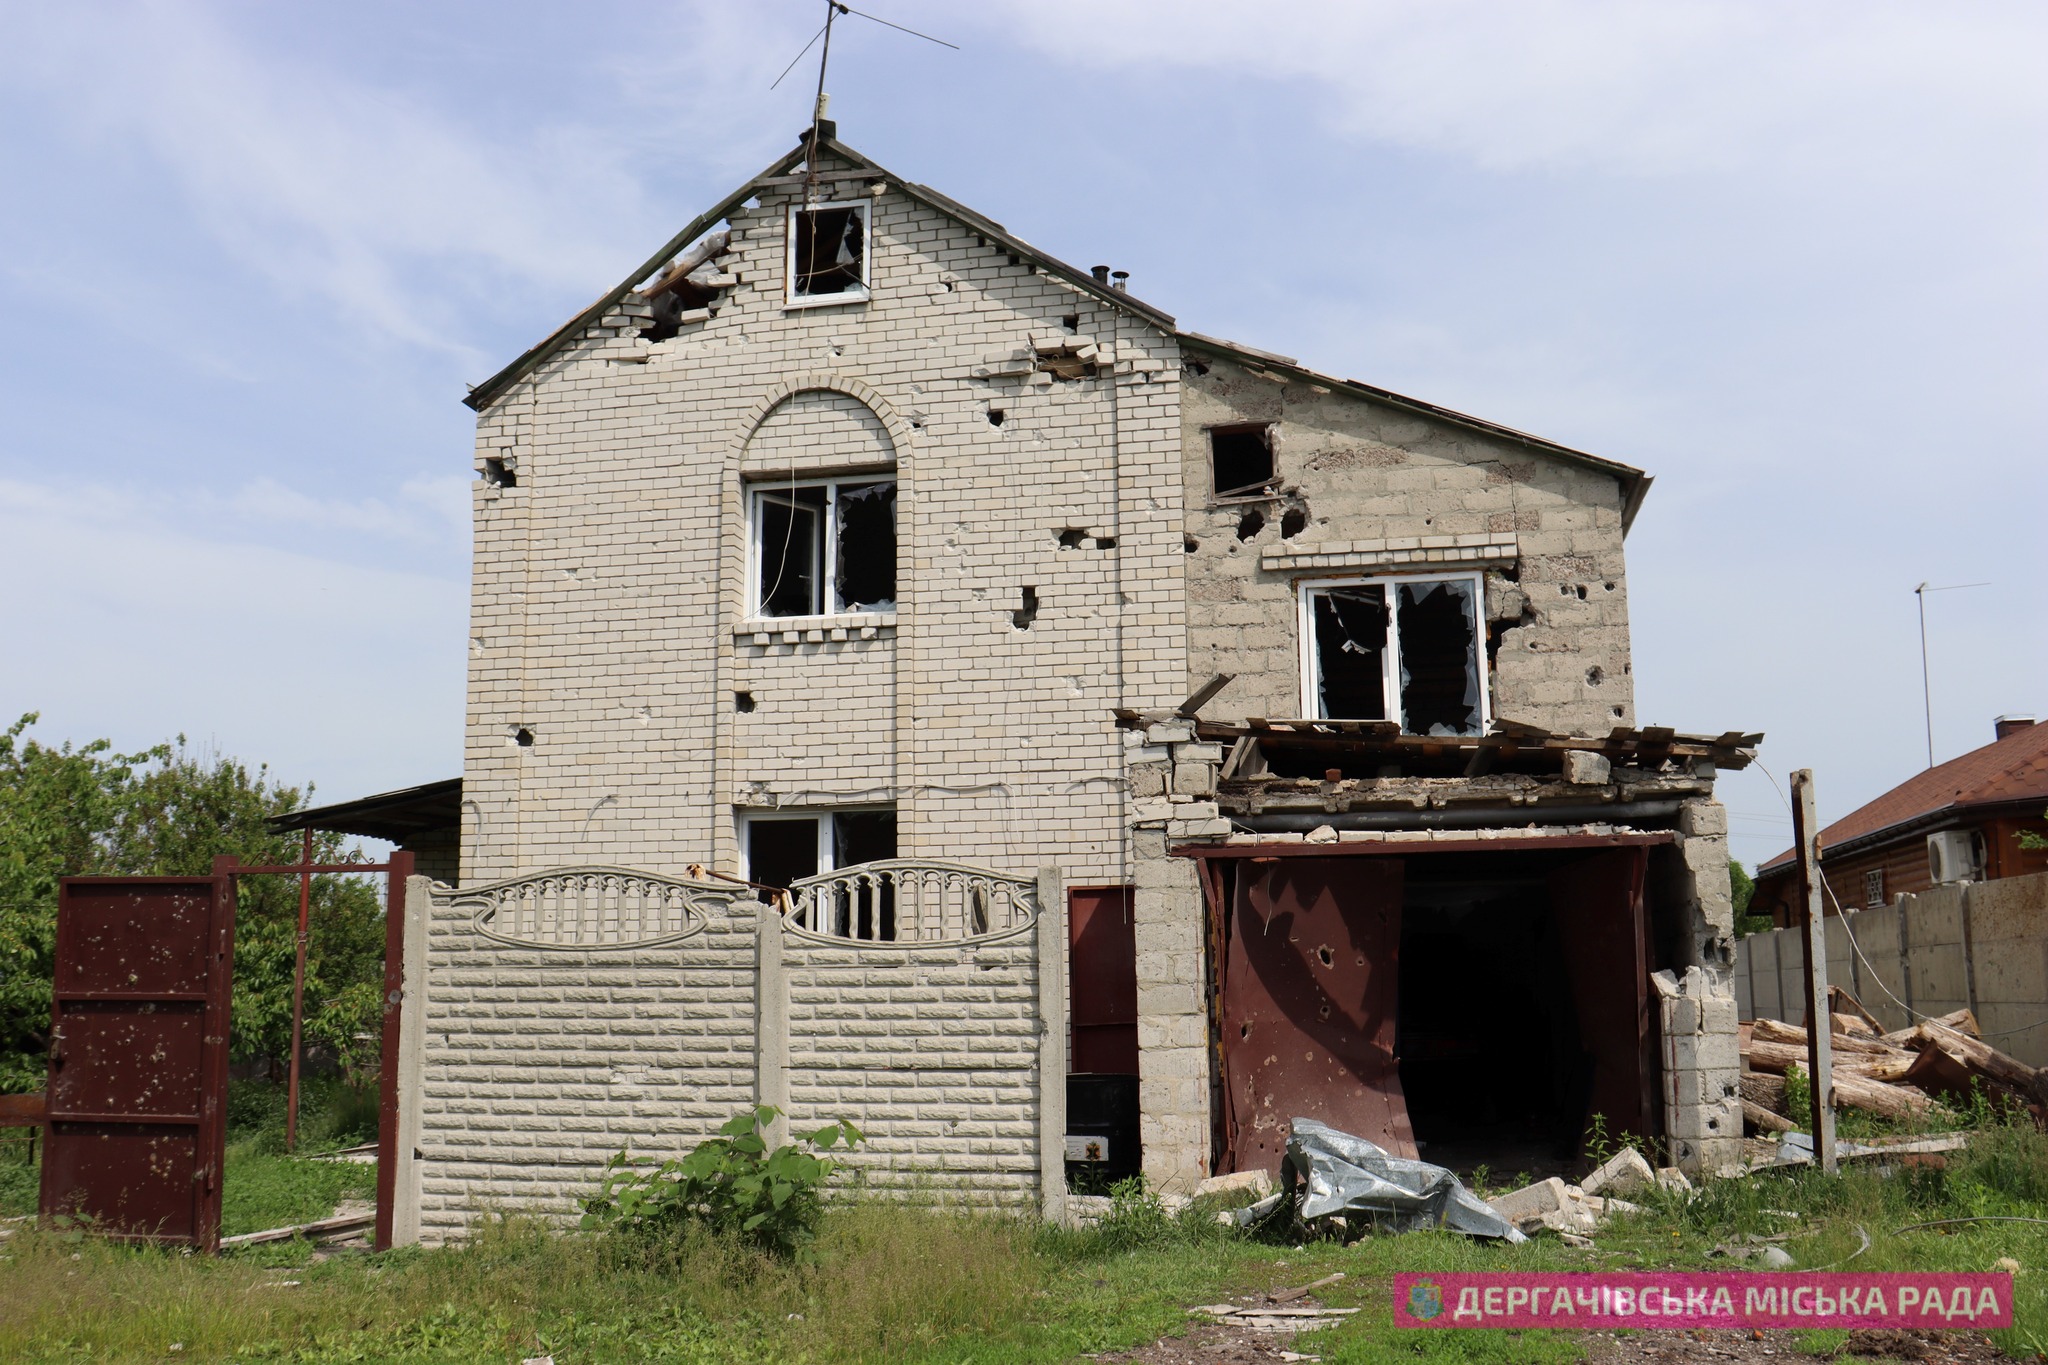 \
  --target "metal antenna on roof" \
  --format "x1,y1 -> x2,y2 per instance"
1915,580 -> 1989,768
774,1 -> 958,200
